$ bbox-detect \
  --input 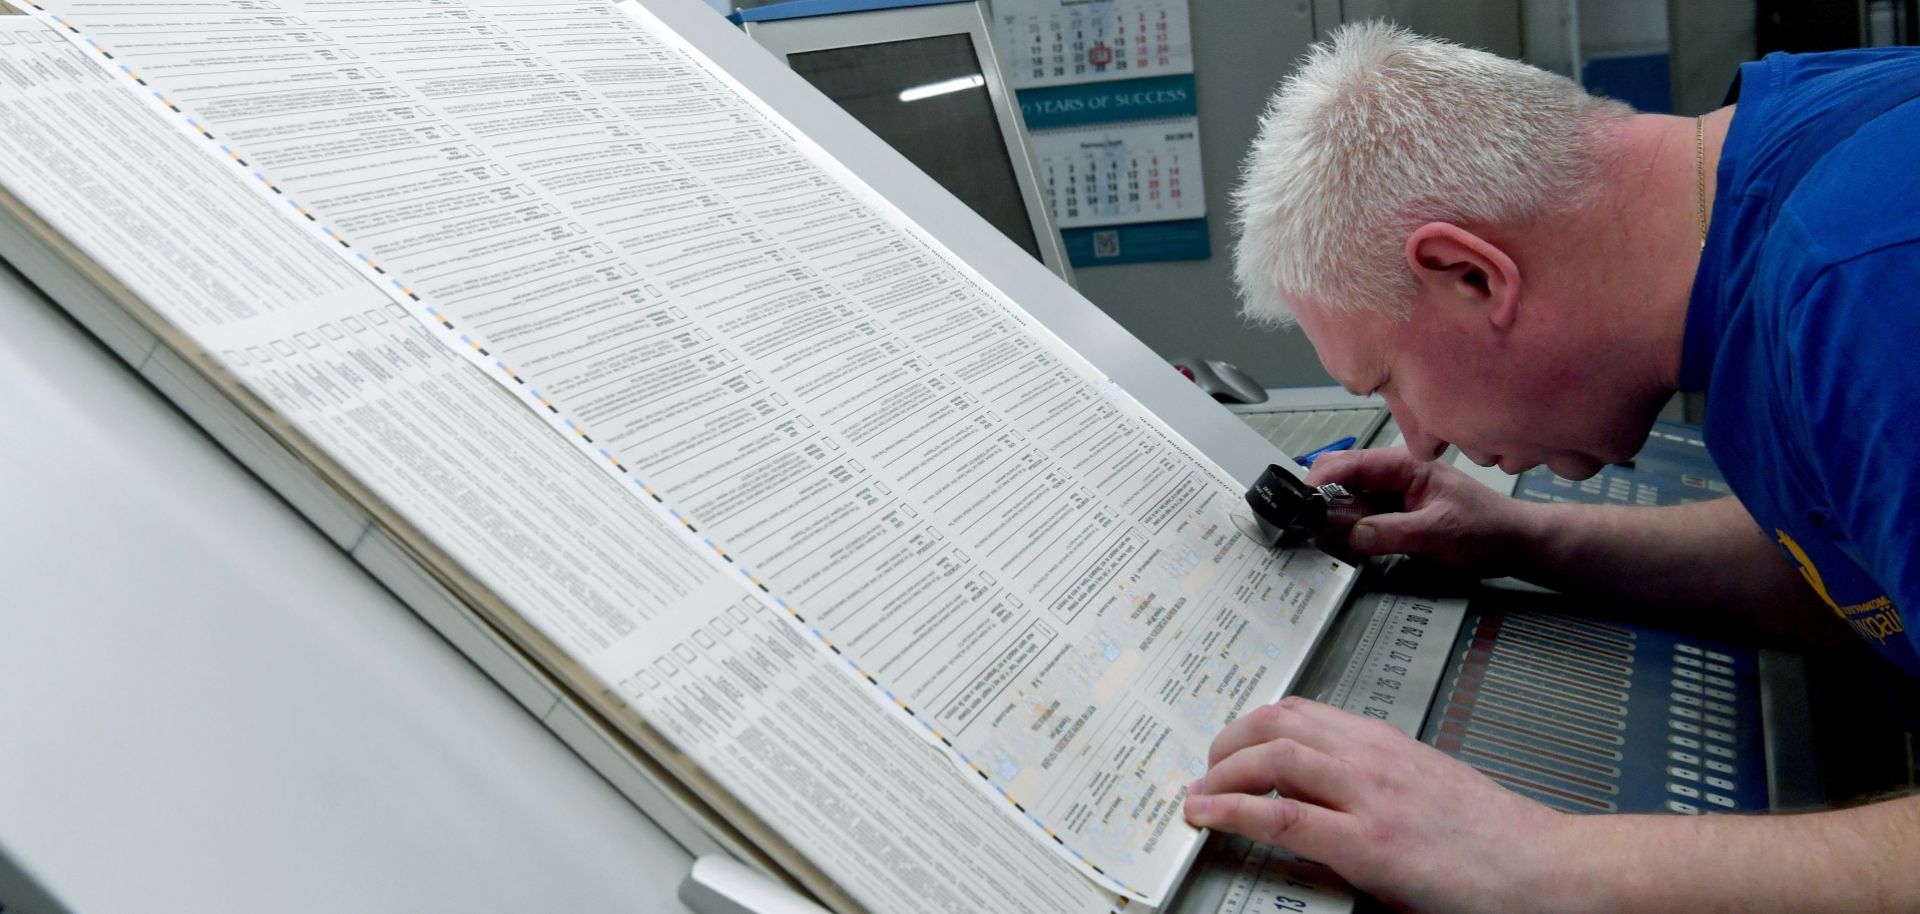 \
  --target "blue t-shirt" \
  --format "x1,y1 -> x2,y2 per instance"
1681,47 -> 1920,675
